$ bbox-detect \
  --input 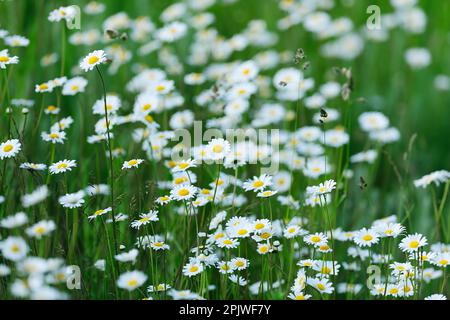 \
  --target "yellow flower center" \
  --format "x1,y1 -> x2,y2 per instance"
156,85 -> 165,92
253,180 -> 264,188
317,283 -> 325,290
259,246 -> 269,253
0,56 -> 9,62
3,144 -> 13,152
159,196 -> 169,202
71,85 -> 79,91
35,226 -> 46,234
88,56 -> 99,65
212,144 -> 223,153
311,236 -> 321,243
362,234 -> 373,241
11,244 -> 20,253
409,240 -> 420,248
261,232 -> 271,239
143,103 -> 152,111
145,115 -> 154,123
178,162 -> 189,169
189,266 -> 199,273
178,189 -> 189,197
39,84 -> 49,90
128,160 -> 138,166
235,261 -> 245,267
237,229 -> 247,236
57,163 -> 68,170
439,259 -> 448,265
139,217 -> 150,223
94,209 -> 104,216
255,223 -> 265,230
49,133 -> 59,139
127,279 -> 138,287
223,239 -> 232,245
